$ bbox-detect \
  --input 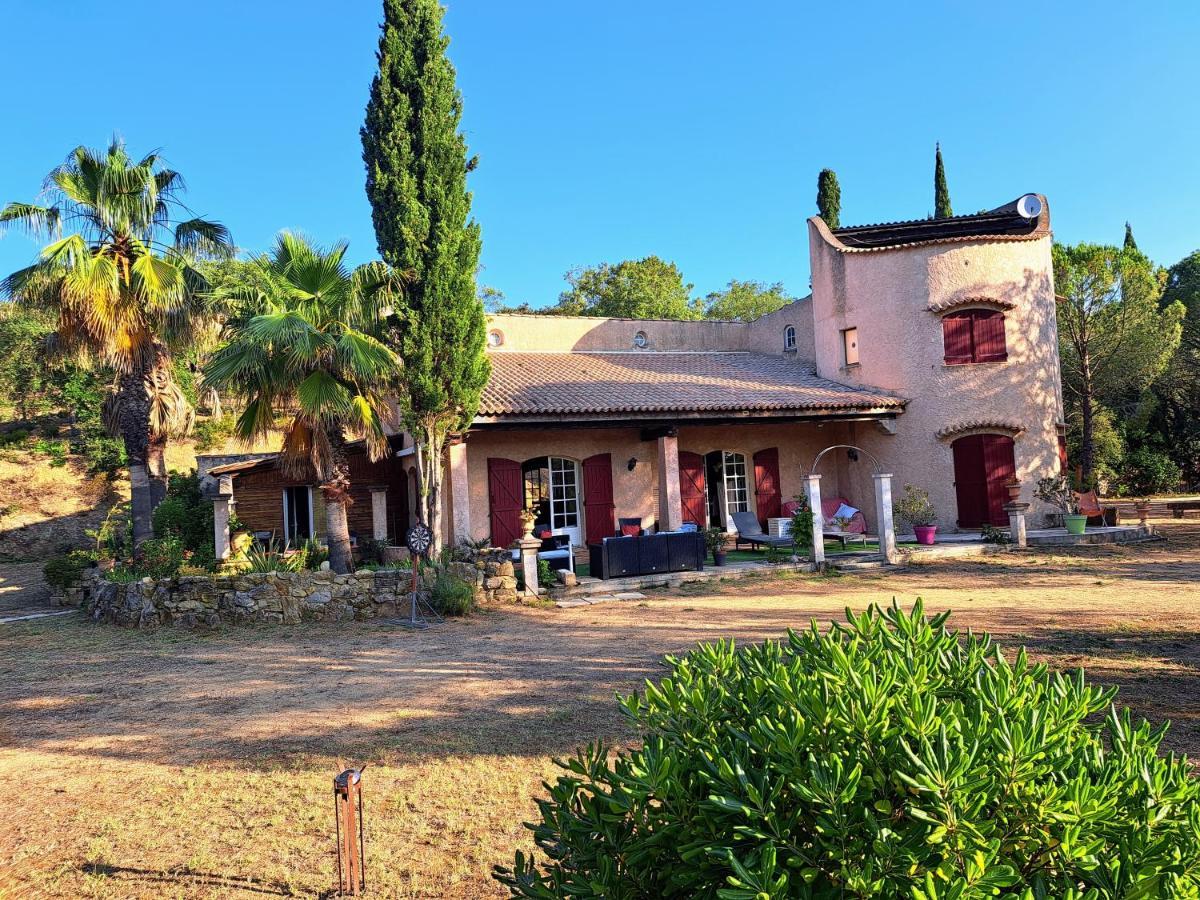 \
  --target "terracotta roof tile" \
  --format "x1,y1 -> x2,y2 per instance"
477,352 -> 906,420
